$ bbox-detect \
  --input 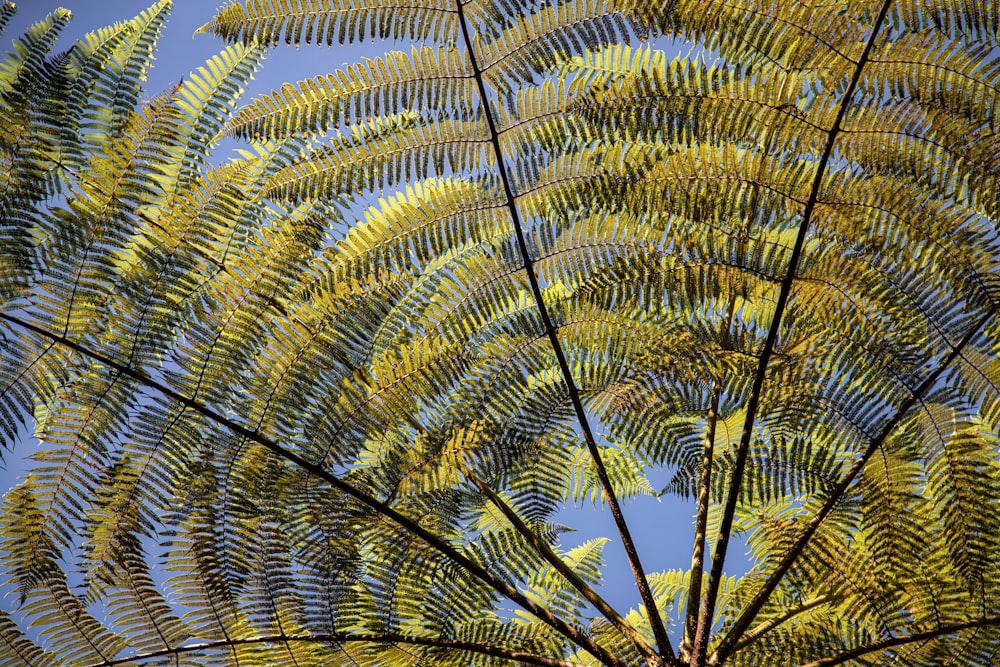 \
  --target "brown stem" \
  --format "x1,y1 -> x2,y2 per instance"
452,3 -> 675,664
689,2 -> 896,663
680,389 -> 721,661
0,312 -> 623,667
